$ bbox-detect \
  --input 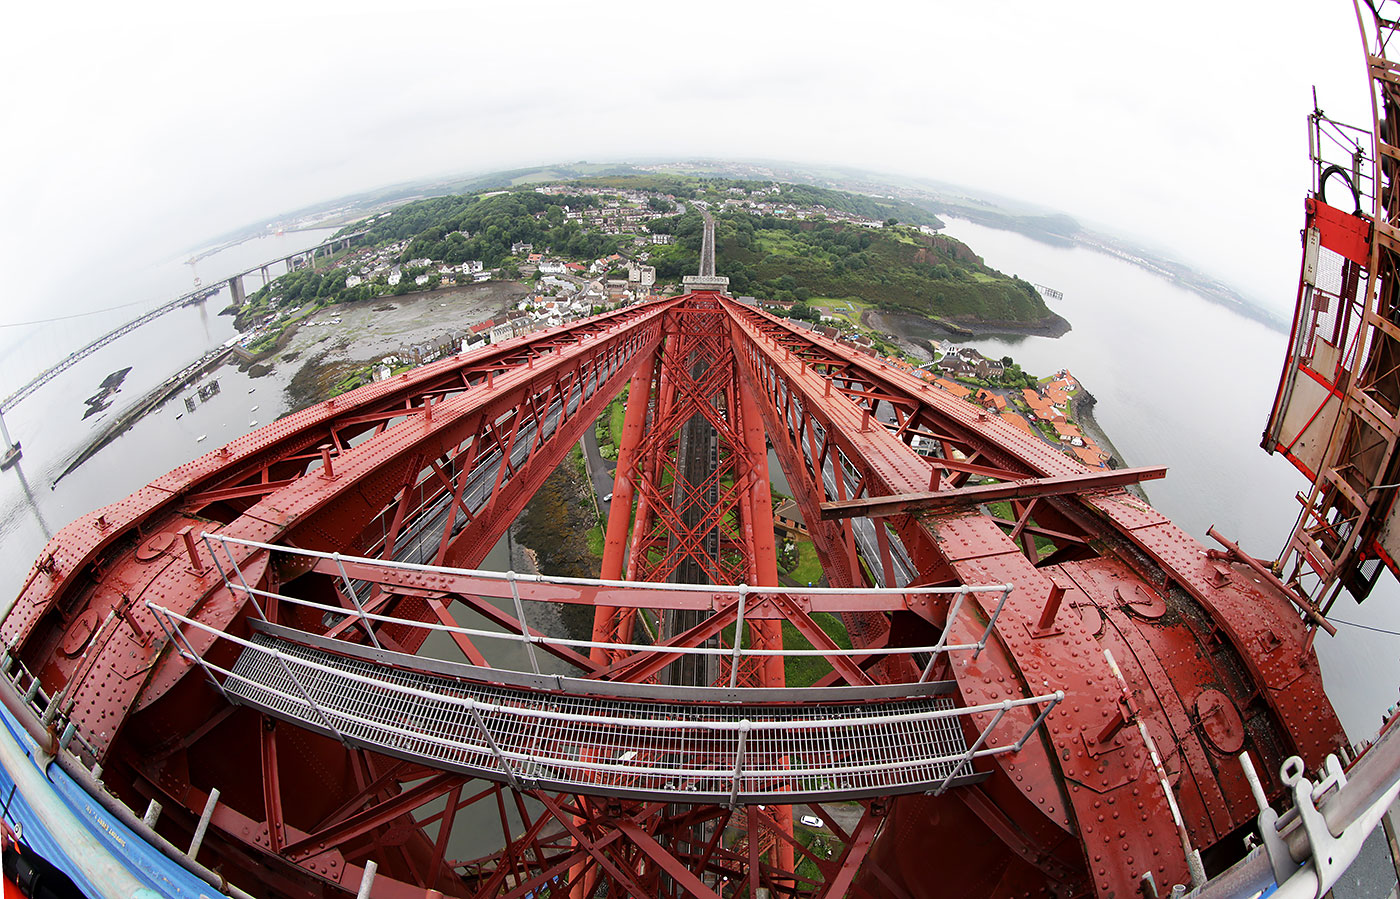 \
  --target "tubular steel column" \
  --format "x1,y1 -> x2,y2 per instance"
591,357 -> 659,666
737,368 -> 796,877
